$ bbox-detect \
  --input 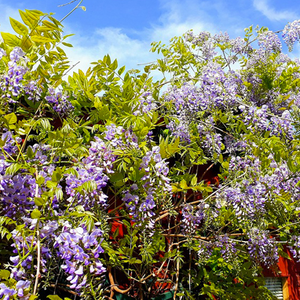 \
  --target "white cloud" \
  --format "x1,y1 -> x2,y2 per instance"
253,0 -> 298,21
64,0 -> 214,74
